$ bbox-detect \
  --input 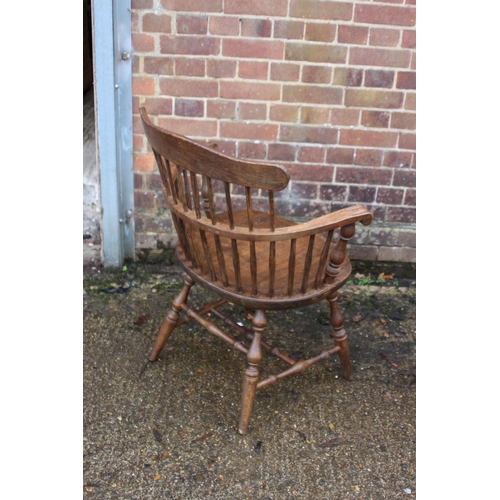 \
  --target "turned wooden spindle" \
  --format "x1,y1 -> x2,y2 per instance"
327,291 -> 352,380
148,276 -> 195,362
238,310 -> 265,435
324,224 -> 355,285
